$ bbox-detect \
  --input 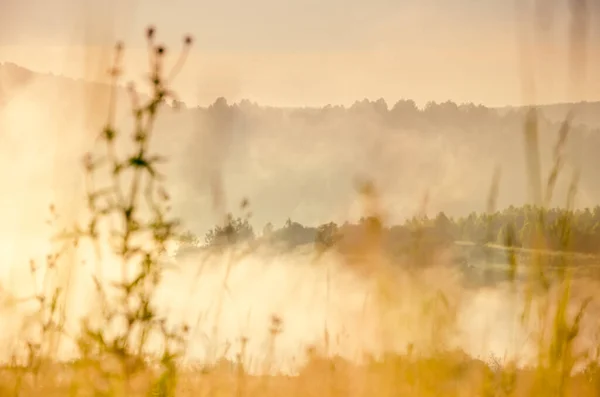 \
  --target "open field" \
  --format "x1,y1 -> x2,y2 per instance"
2,2 -> 600,395
1,241 -> 600,396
